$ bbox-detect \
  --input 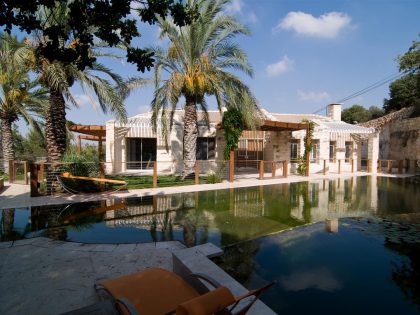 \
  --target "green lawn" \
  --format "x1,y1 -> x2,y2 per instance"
106,175 -> 208,189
